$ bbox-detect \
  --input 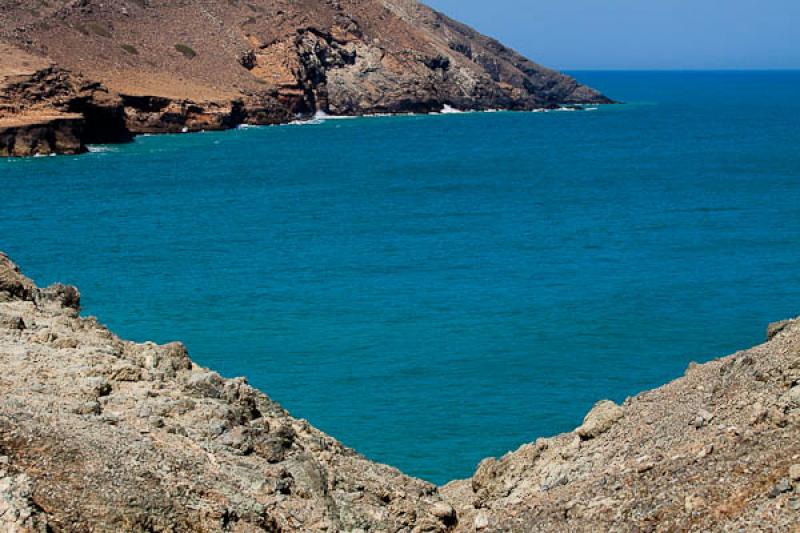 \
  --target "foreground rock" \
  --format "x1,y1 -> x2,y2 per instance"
0,0 -> 611,156
443,321 -> 800,532
0,253 -> 453,532
3,250 -> 798,531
